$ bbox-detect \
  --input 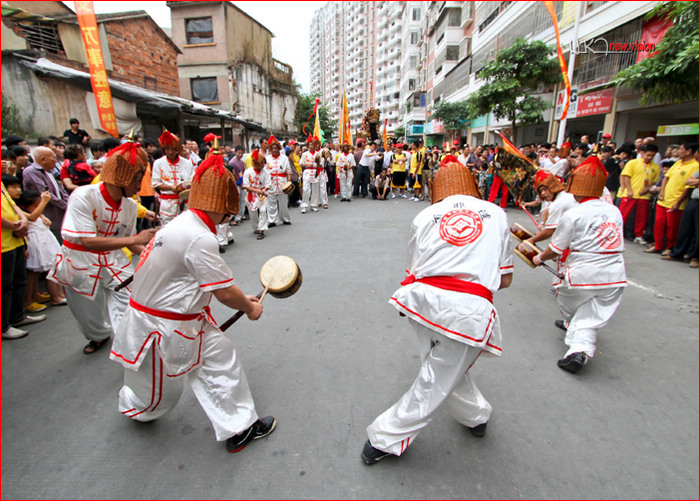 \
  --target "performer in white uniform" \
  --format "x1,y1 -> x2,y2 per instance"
151,128 -> 194,226
336,142 -> 356,202
111,141 -> 276,453
49,141 -> 156,354
299,137 -> 322,214
526,170 -> 577,244
534,156 -> 626,373
242,150 -> 271,240
362,160 -> 514,465
264,135 -> 292,226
